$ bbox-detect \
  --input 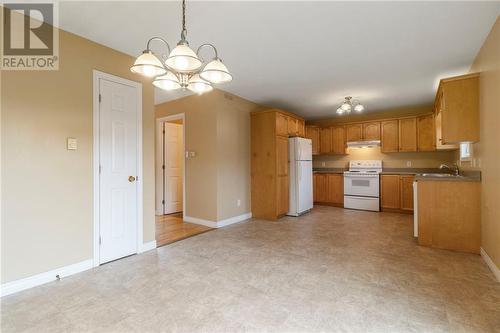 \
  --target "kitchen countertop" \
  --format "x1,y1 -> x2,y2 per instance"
312,168 -> 481,182
414,170 -> 481,182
